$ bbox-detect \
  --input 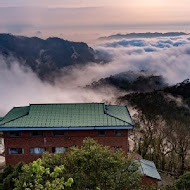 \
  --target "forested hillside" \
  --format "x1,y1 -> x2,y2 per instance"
118,80 -> 190,176
87,71 -> 167,92
0,34 -> 96,81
